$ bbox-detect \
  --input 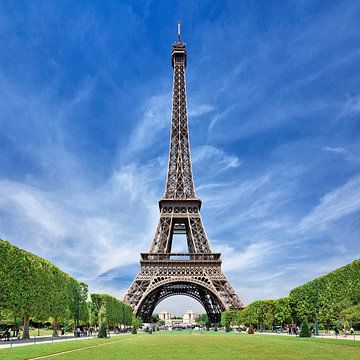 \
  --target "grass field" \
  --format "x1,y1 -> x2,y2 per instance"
0,332 -> 359,360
